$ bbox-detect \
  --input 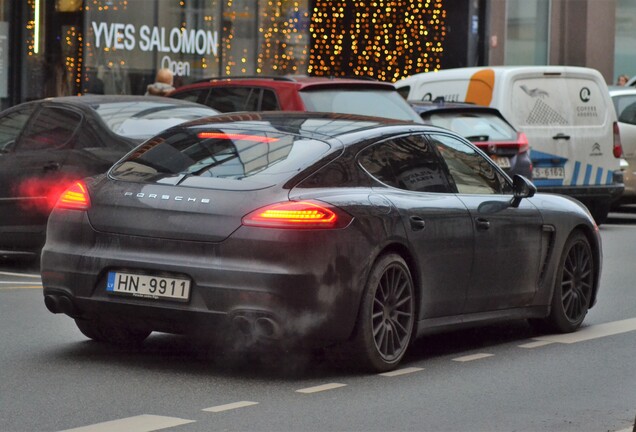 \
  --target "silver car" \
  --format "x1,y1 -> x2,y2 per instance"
609,86 -> 636,206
